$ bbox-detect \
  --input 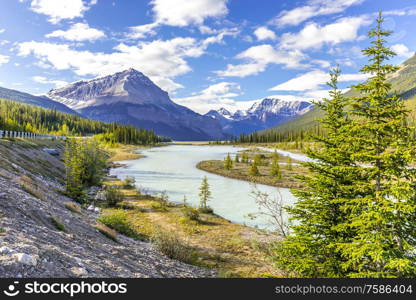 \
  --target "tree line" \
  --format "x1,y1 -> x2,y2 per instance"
0,98 -> 169,145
